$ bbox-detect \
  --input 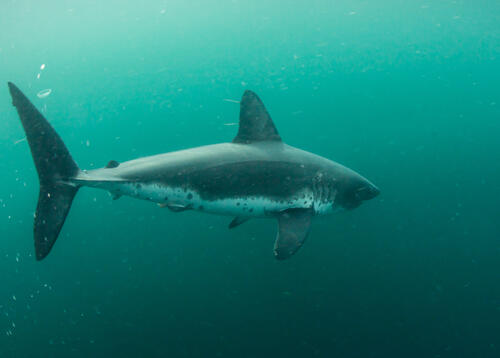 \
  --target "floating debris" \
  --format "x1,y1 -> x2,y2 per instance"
223,122 -> 238,126
40,63 -> 46,70
36,73 -> 41,80
37,89 -> 52,98
223,98 -> 240,104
